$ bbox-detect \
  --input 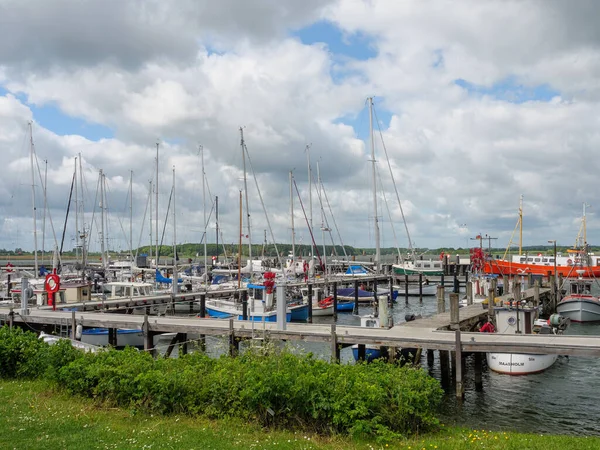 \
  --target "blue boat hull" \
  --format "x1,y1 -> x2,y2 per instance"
336,301 -> 355,311
352,345 -> 419,364
206,307 -> 291,322
352,346 -> 383,363
289,304 -> 309,322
